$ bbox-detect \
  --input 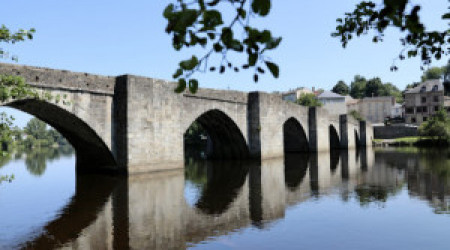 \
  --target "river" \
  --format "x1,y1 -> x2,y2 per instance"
0,147 -> 449,249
